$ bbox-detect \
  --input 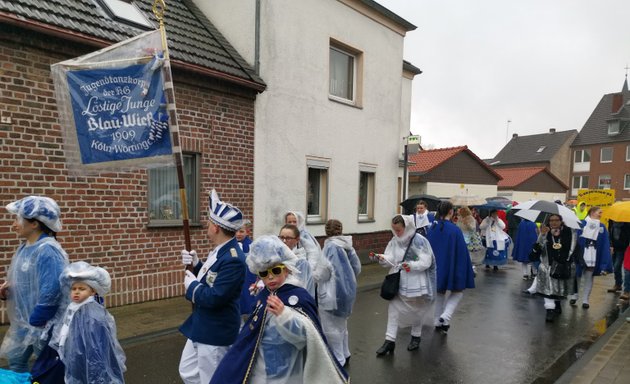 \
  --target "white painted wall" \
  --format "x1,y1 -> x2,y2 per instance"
512,191 -> 565,203
424,182 -> 498,200
197,0 -> 412,236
